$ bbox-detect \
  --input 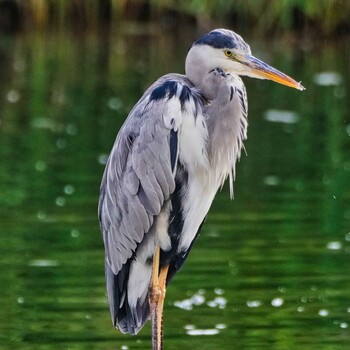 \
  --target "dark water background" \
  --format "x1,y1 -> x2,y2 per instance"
1,25 -> 350,349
